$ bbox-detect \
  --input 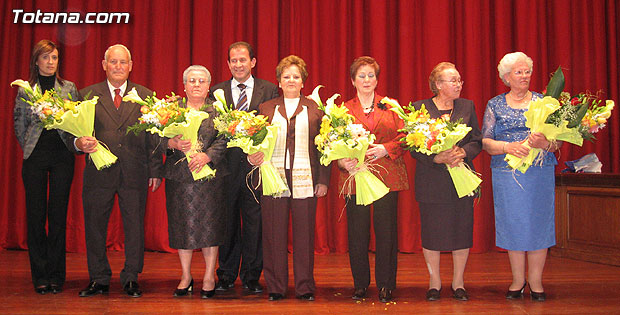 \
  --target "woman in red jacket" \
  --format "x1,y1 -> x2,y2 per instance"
337,56 -> 409,303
